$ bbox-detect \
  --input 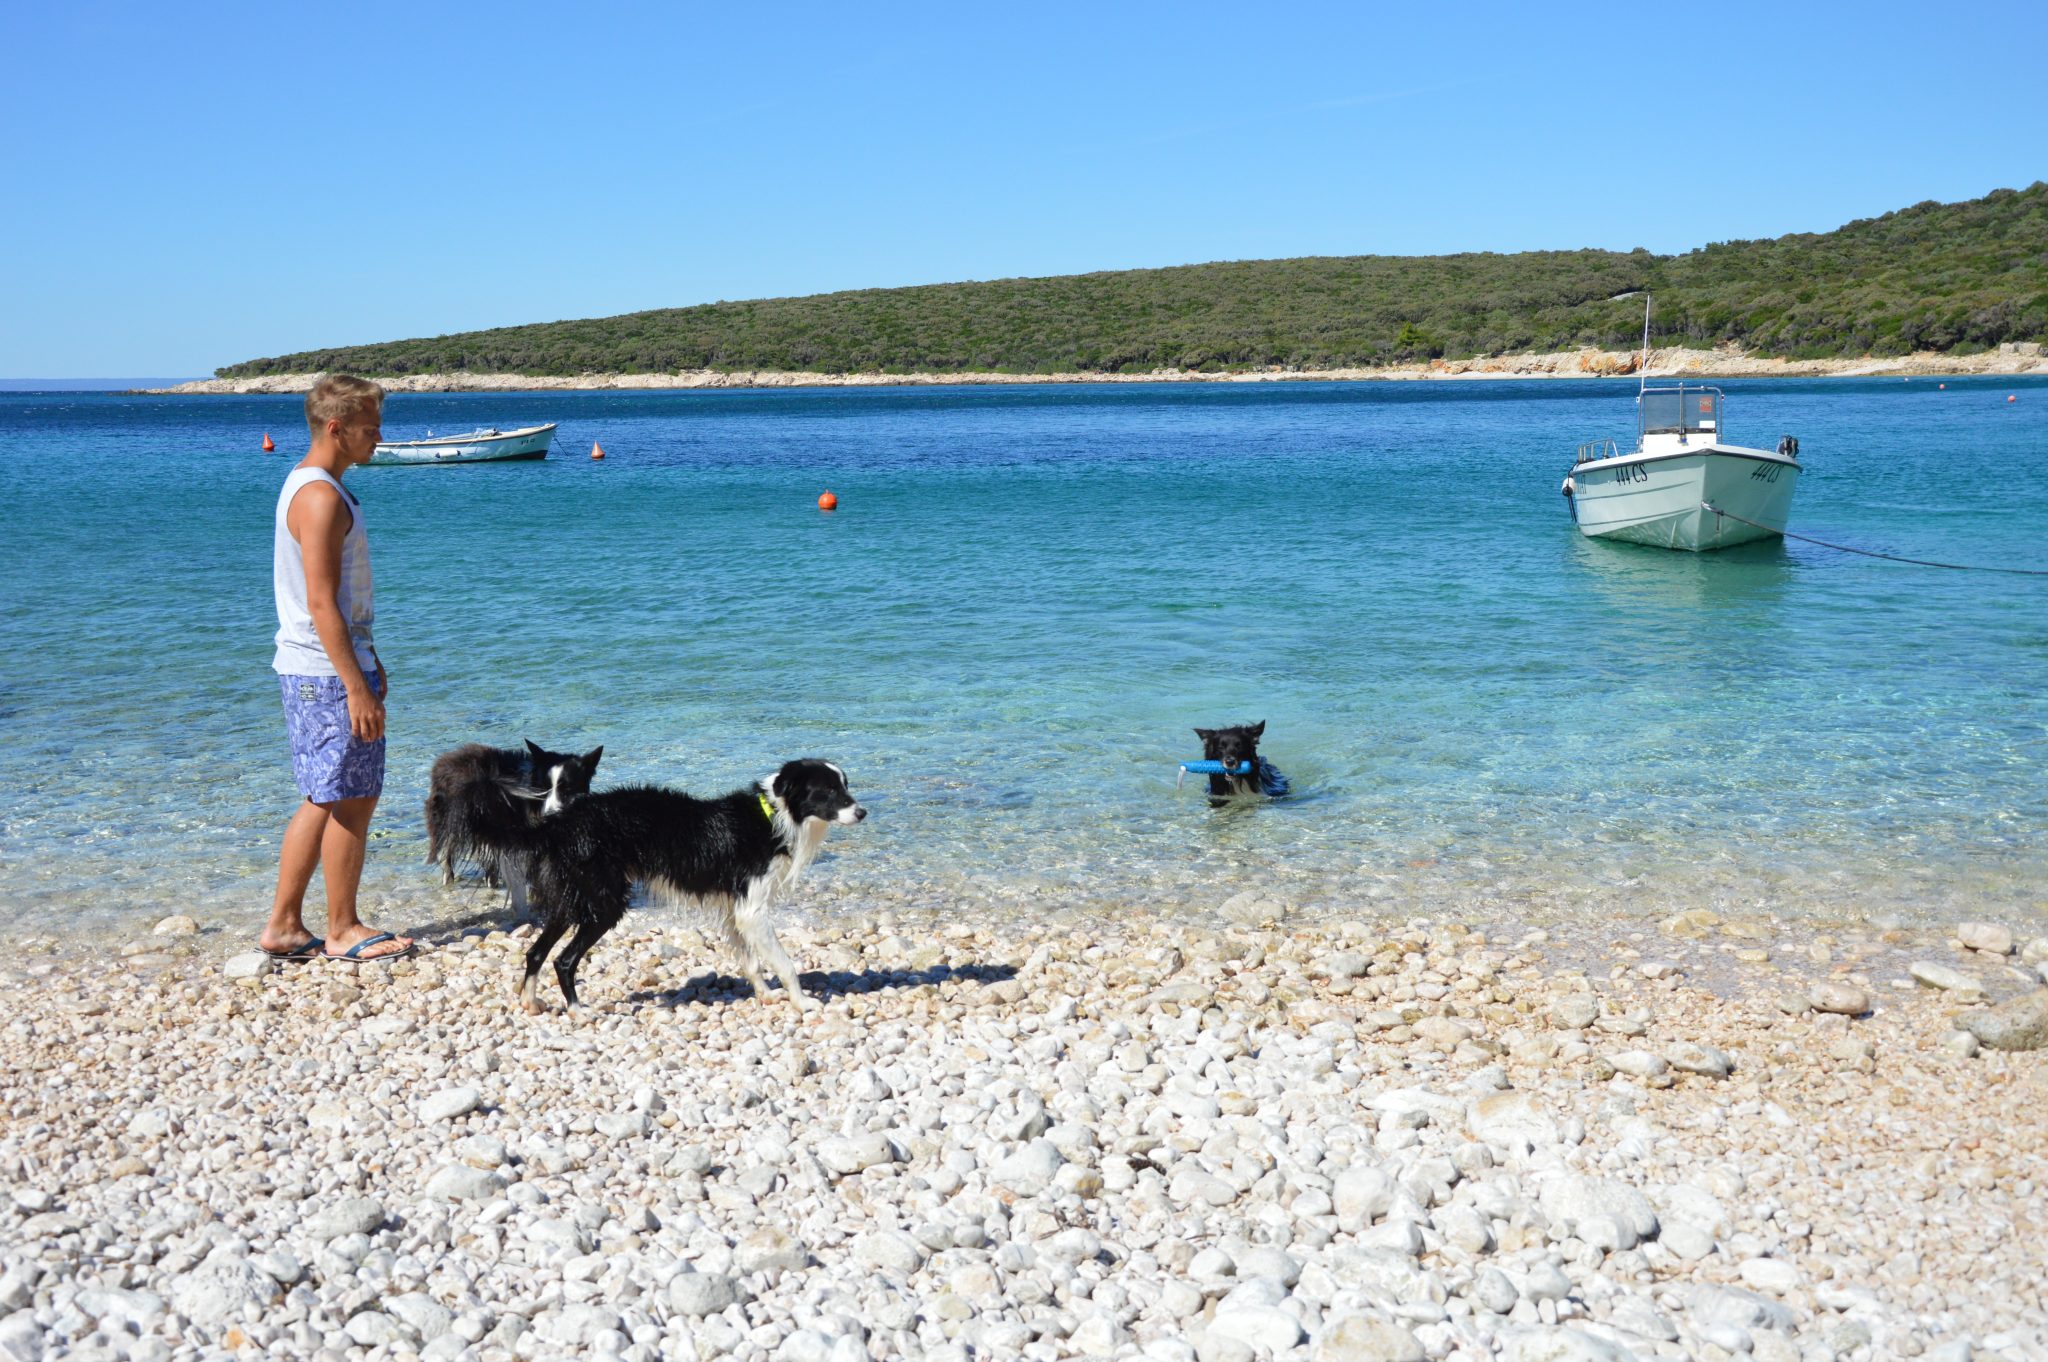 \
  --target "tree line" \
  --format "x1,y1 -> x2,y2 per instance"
219,184 -> 2047,377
